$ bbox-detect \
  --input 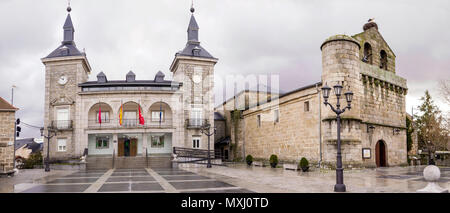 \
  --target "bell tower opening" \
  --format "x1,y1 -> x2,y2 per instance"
363,43 -> 373,64
380,50 -> 388,70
